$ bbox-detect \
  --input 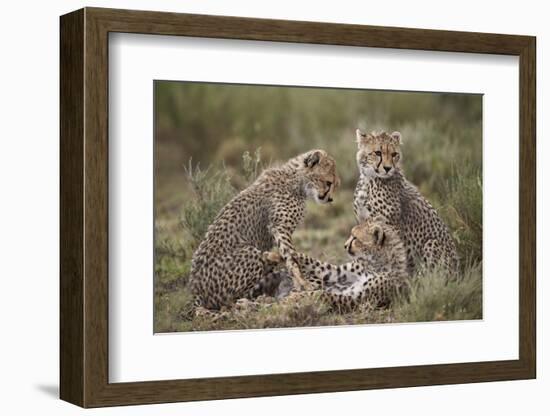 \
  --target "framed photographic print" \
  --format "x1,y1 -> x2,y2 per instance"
60,7 -> 536,408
